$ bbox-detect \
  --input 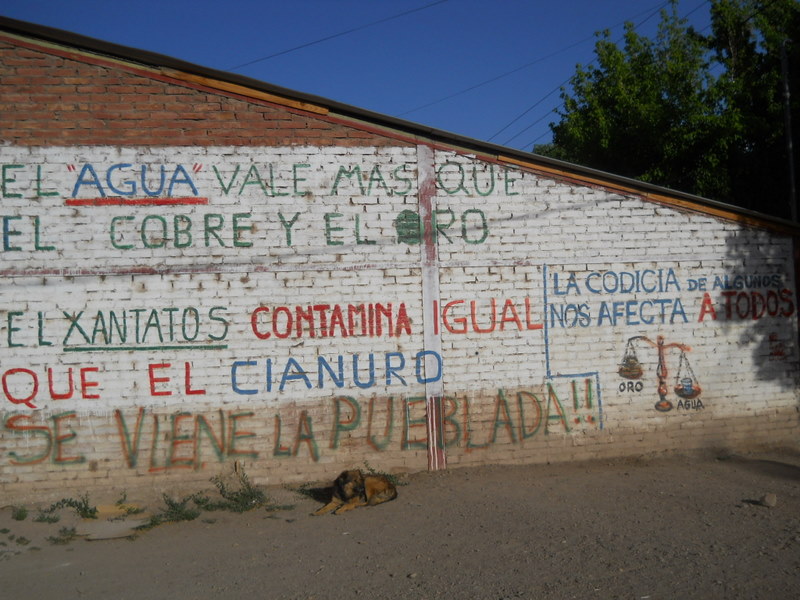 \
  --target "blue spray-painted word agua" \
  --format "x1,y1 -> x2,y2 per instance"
70,164 -> 198,198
